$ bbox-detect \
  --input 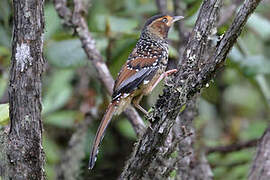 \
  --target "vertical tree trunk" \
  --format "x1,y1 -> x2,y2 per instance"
4,0 -> 45,179
248,127 -> 270,180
